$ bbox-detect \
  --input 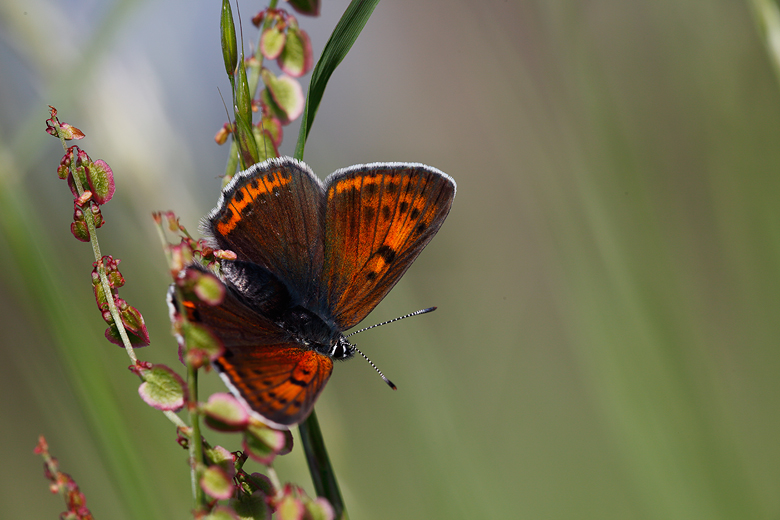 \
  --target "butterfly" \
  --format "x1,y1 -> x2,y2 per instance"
169,156 -> 455,429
